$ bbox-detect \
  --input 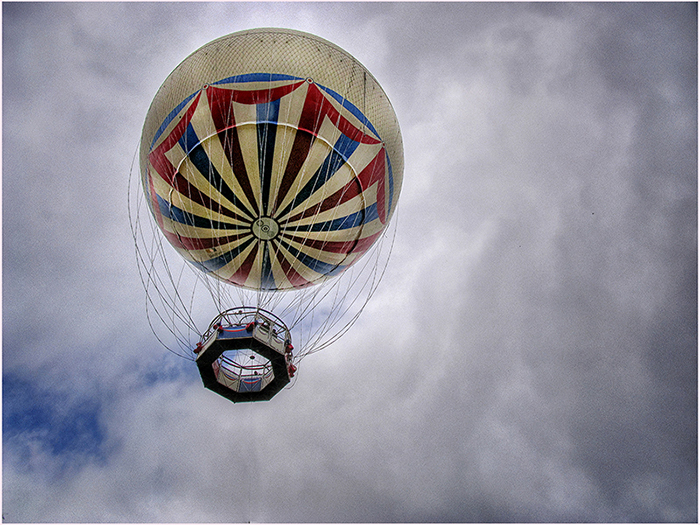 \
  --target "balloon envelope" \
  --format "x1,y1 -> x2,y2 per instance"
140,28 -> 403,291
